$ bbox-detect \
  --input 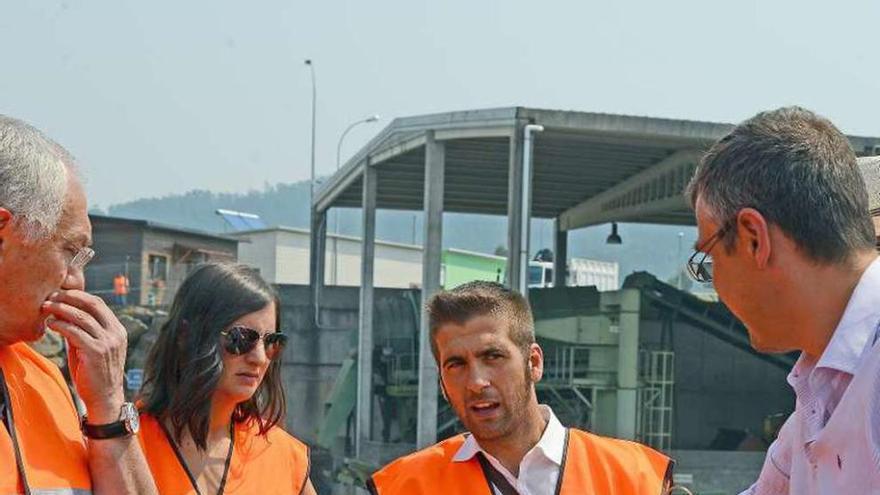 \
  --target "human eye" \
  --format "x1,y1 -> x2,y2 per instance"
485,350 -> 506,361
444,359 -> 464,371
